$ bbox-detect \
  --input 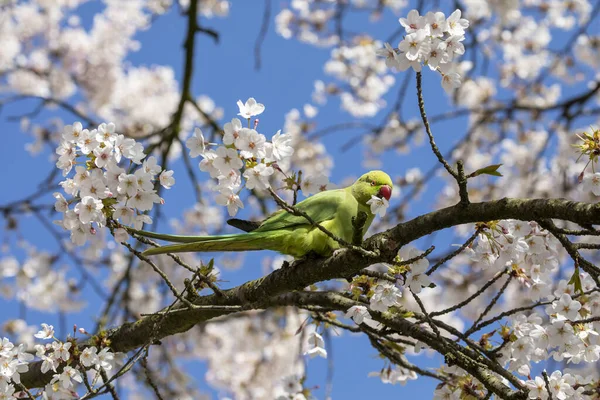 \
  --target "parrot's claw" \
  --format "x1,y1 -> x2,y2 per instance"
332,248 -> 345,258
